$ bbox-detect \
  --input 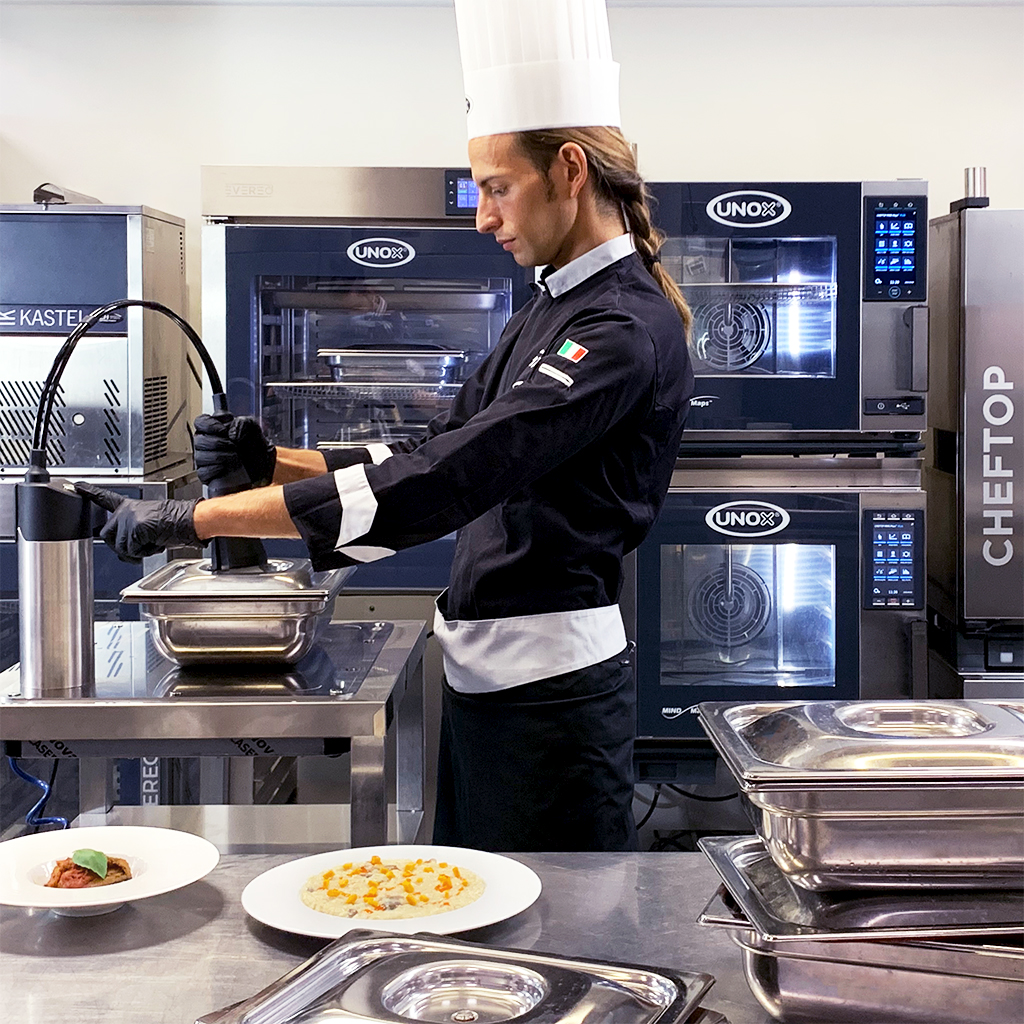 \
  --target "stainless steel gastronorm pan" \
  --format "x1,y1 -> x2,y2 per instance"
699,889 -> 1024,1024
196,929 -> 715,1024
320,348 -> 468,385
698,700 -> 1024,889
698,835 -> 1024,940
121,559 -> 353,665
